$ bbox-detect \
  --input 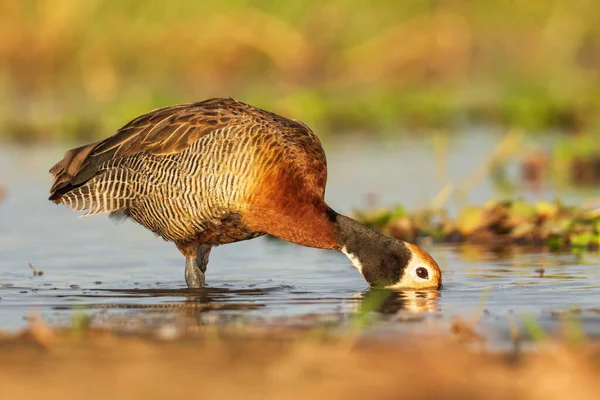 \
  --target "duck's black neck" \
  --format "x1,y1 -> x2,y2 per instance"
331,210 -> 412,286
